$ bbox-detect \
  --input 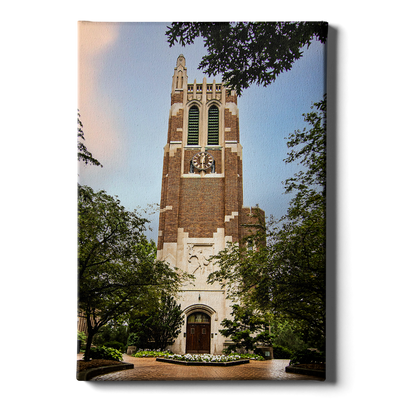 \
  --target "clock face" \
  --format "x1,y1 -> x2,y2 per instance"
192,152 -> 214,170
